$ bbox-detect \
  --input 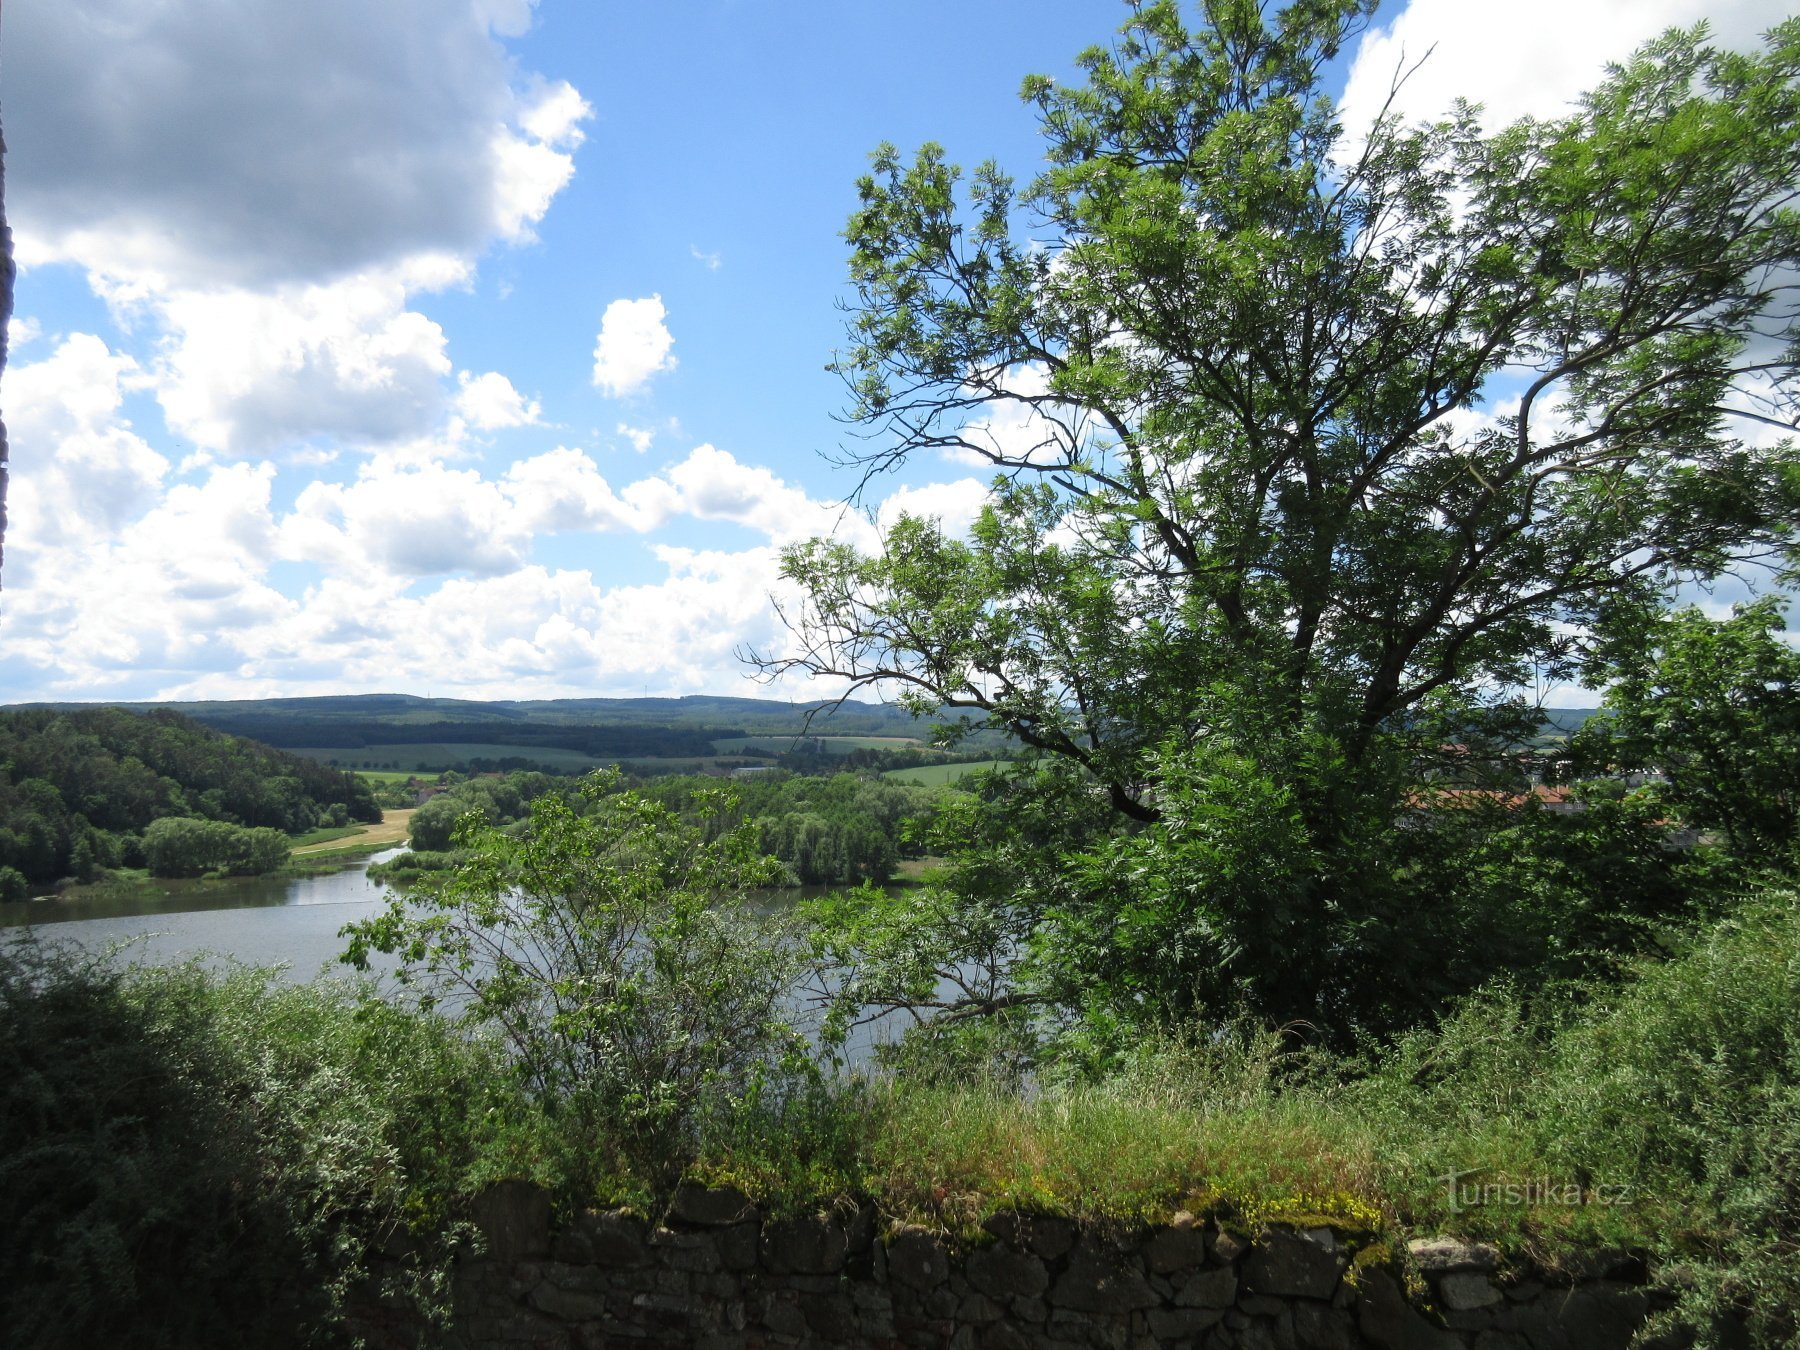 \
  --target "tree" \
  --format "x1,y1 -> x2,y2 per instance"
763,2 -> 1800,1041
1573,597 -> 1800,859
341,773 -> 802,1177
